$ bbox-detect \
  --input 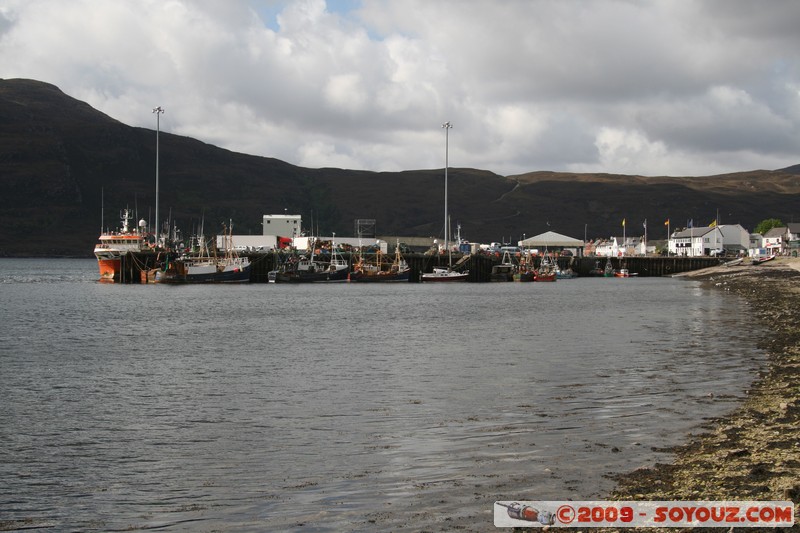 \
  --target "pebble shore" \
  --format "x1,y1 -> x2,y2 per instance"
605,258 -> 800,531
